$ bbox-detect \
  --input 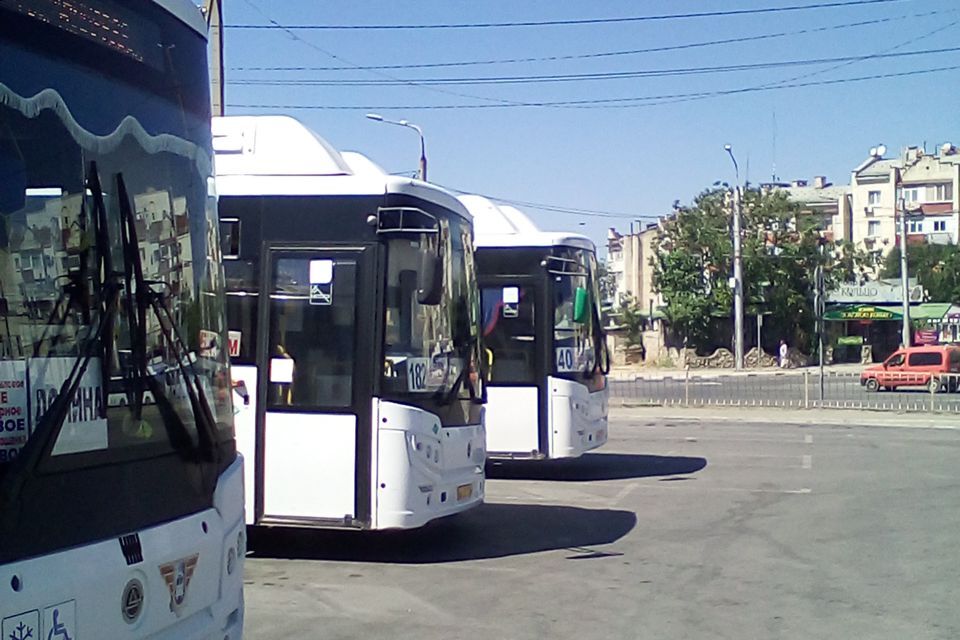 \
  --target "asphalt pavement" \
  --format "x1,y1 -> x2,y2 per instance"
242,407 -> 960,640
